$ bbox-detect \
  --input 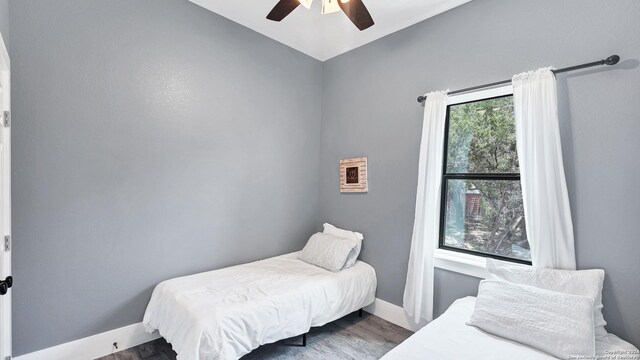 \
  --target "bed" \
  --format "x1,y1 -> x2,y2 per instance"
381,296 -> 639,360
143,252 -> 377,360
